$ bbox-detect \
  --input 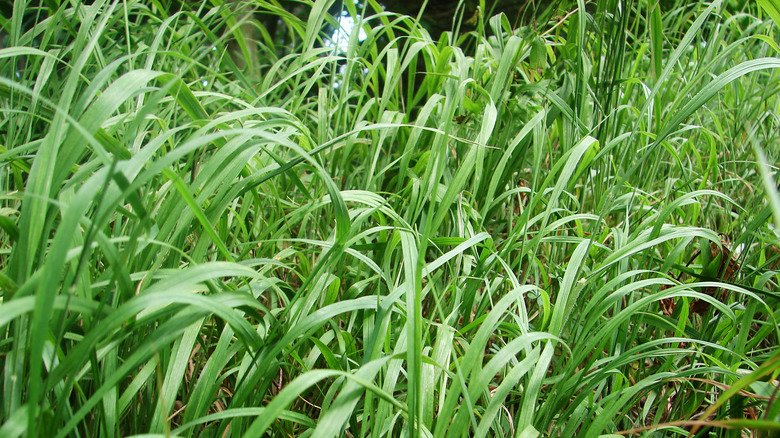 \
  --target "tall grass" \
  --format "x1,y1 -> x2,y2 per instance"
1,0 -> 779,436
